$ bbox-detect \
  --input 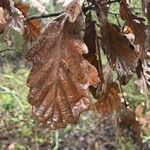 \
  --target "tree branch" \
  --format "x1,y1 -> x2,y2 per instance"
0,49 -> 13,54
27,5 -> 96,20
27,12 -> 63,21
27,3 -> 143,21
